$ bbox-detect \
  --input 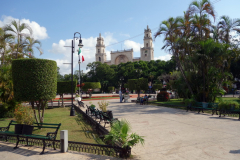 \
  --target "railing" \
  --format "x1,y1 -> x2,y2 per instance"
0,105 -> 131,158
